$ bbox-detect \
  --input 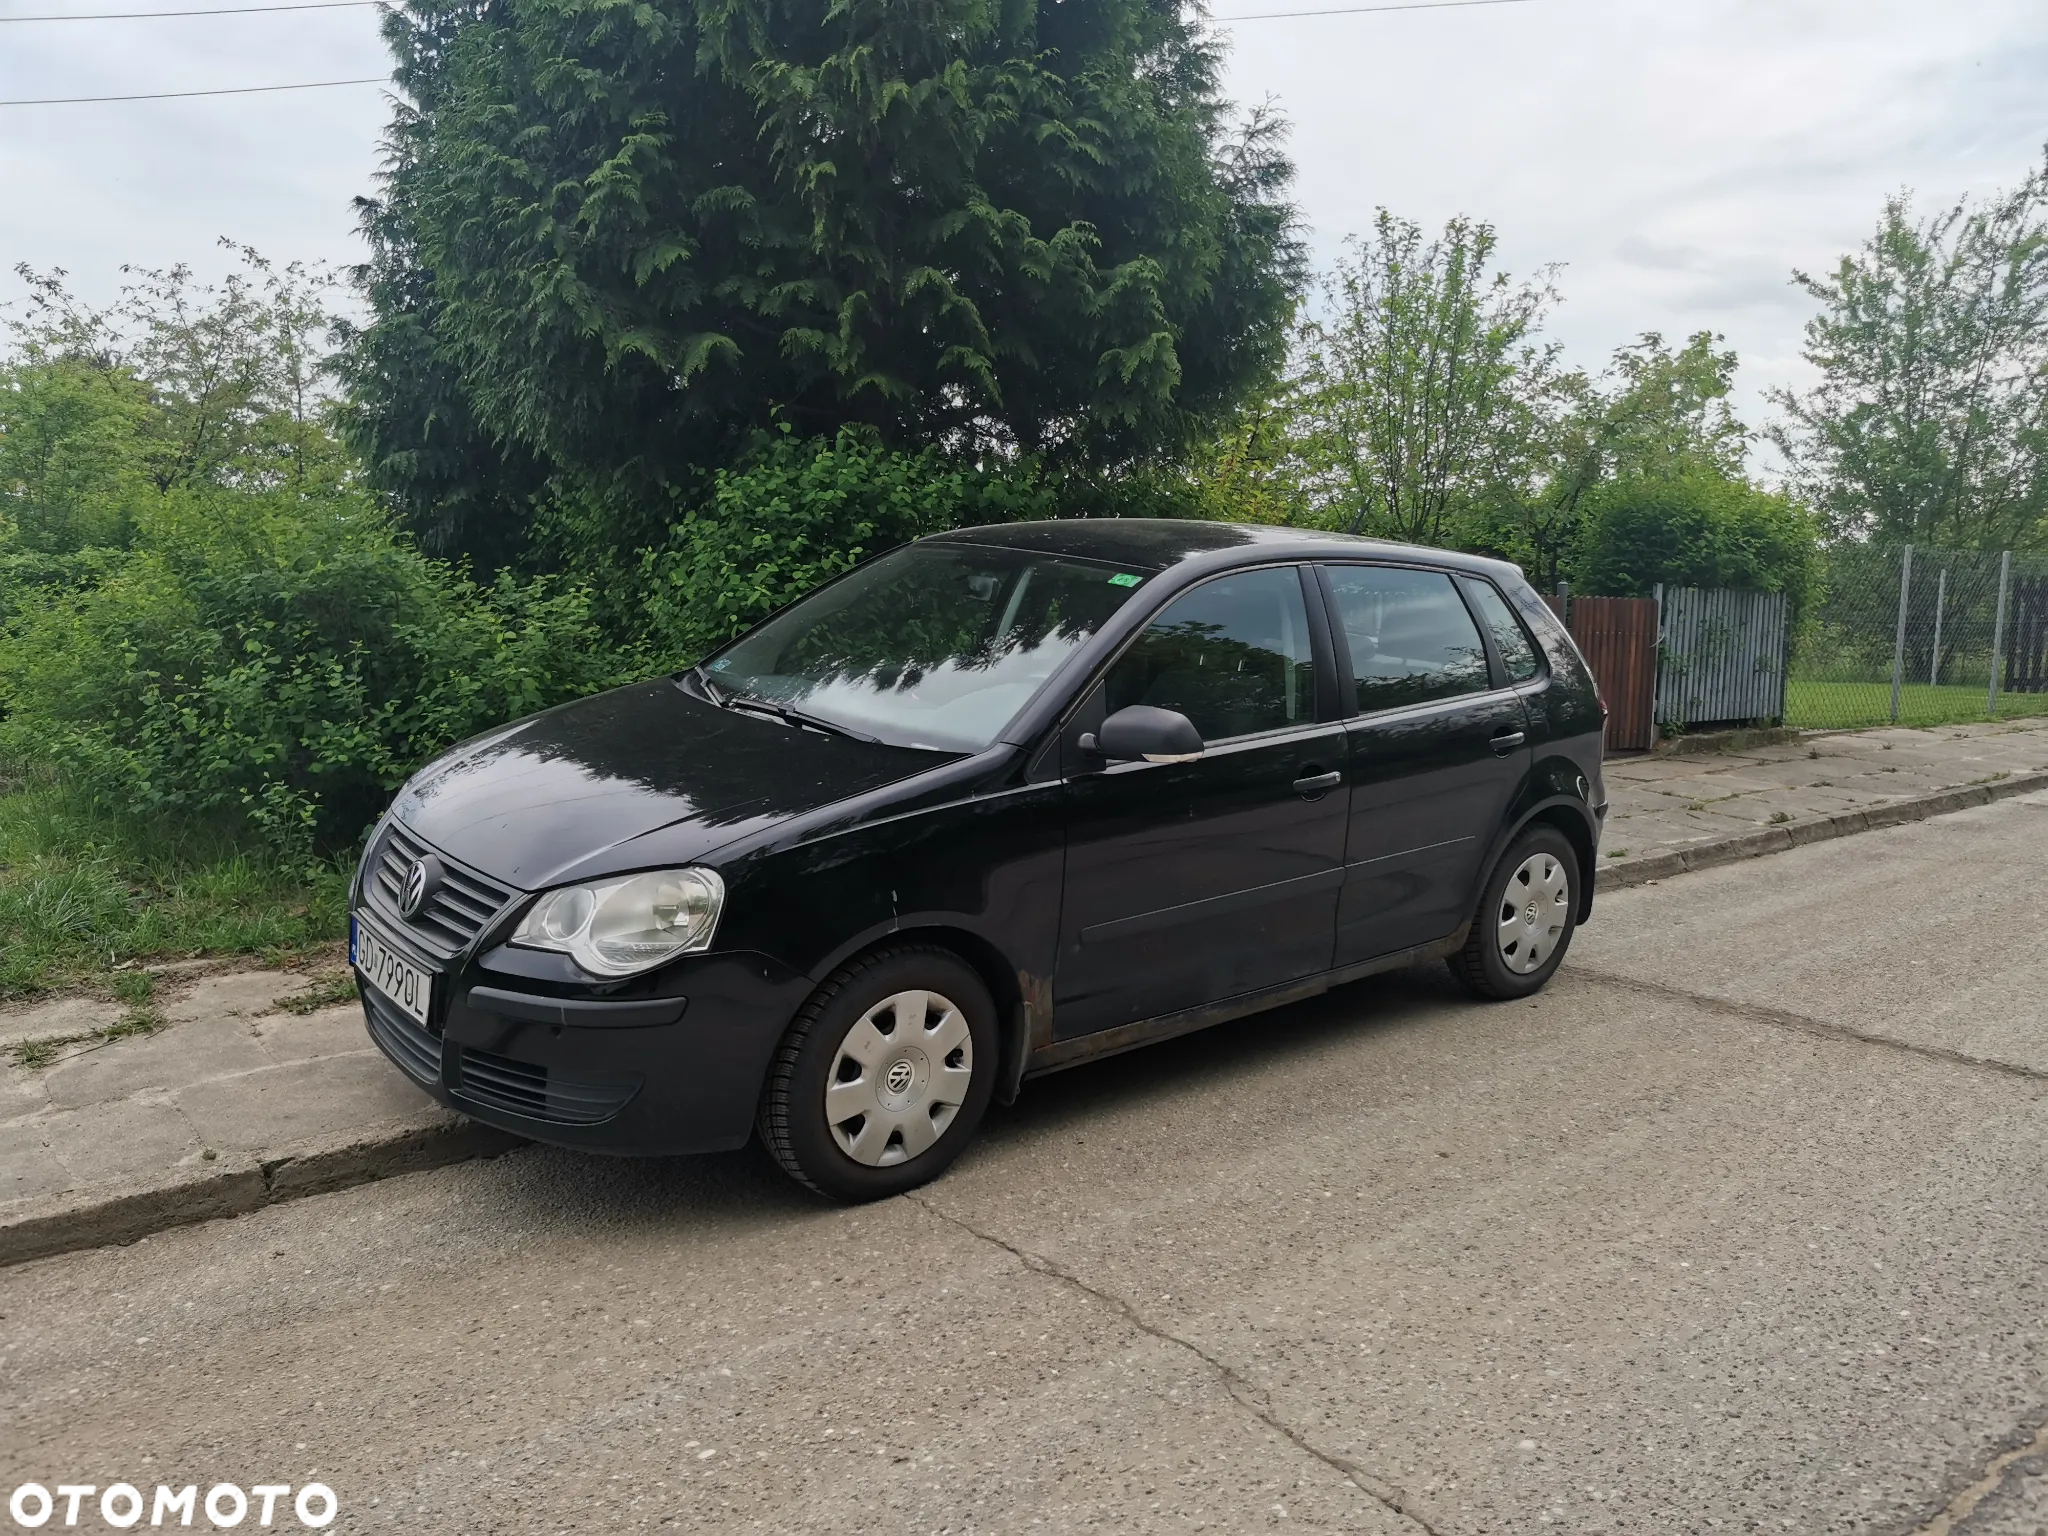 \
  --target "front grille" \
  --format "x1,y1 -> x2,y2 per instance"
364,820 -> 519,959
453,1046 -> 641,1127
363,989 -> 443,1087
